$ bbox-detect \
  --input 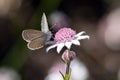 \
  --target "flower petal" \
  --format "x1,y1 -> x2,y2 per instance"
75,31 -> 85,37
77,35 -> 90,40
65,42 -> 72,49
57,43 -> 64,53
72,40 -> 80,45
46,44 -> 57,52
